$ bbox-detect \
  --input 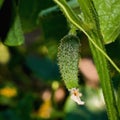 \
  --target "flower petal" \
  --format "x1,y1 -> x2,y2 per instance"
71,94 -> 84,105
69,88 -> 85,105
